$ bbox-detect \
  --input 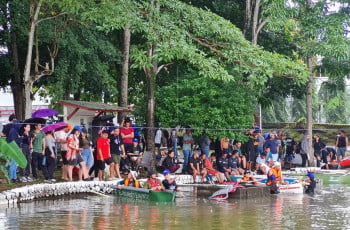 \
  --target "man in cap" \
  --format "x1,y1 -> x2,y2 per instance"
304,172 -> 316,194
267,161 -> 288,185
162,169 -> 178,192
